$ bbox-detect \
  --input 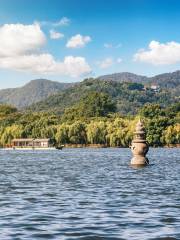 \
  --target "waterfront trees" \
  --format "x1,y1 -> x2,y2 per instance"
0,103 -> 179,147
55,124 -> 69,144
86,121 -> 107,144
162,124 -> 180,145
68,121 -> 87,144
0,124 -> 23,146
